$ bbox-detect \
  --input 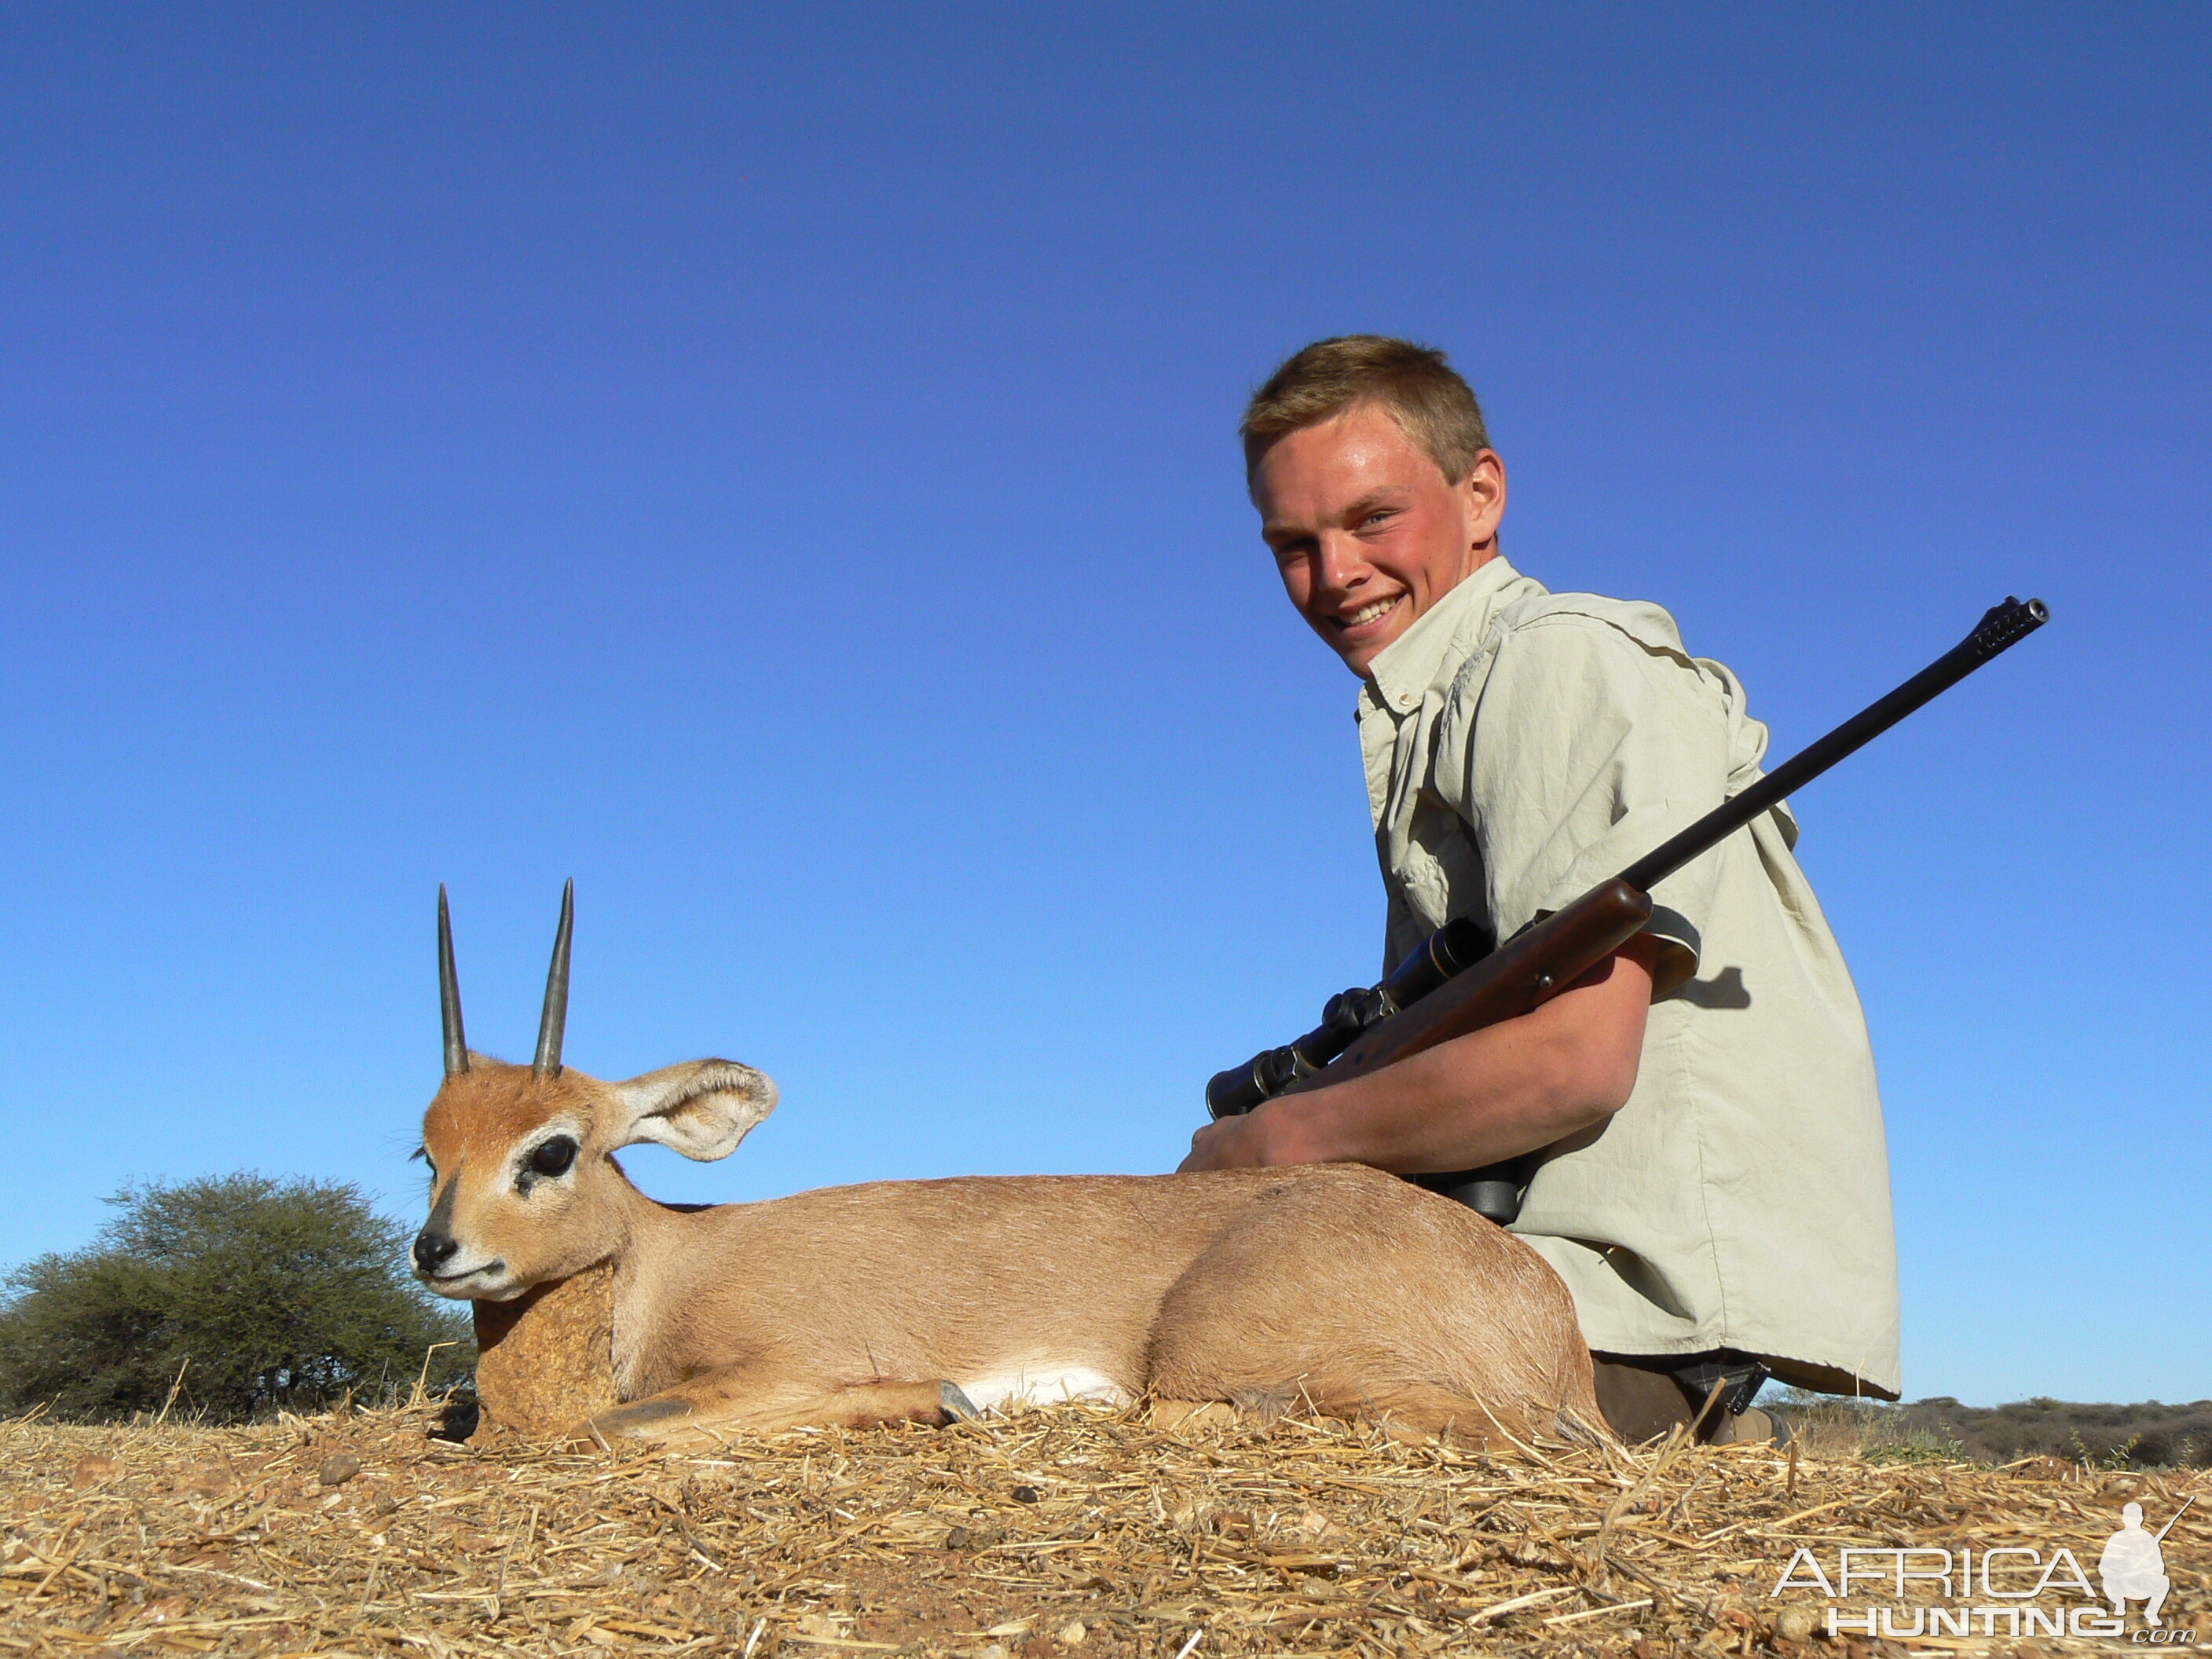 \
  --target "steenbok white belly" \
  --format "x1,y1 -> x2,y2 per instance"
956,1364 -> 1129,1412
